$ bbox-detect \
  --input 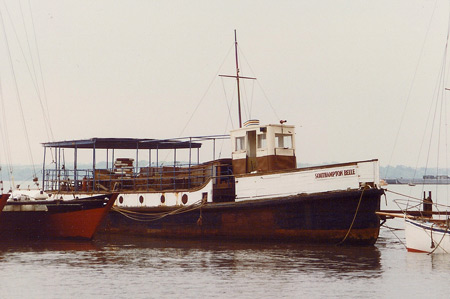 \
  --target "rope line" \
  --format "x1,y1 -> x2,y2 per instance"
337,187 -> 366,245
385,224 -> 407,249
112,200 -> 205,222
428,223 -> 449,254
